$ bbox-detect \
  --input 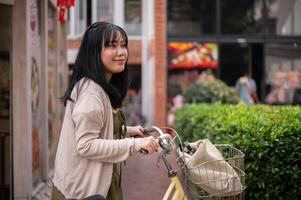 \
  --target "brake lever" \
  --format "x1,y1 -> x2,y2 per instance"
157,137 -> 171,151
140,127 -> 156,136
138,127 -> 157,154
